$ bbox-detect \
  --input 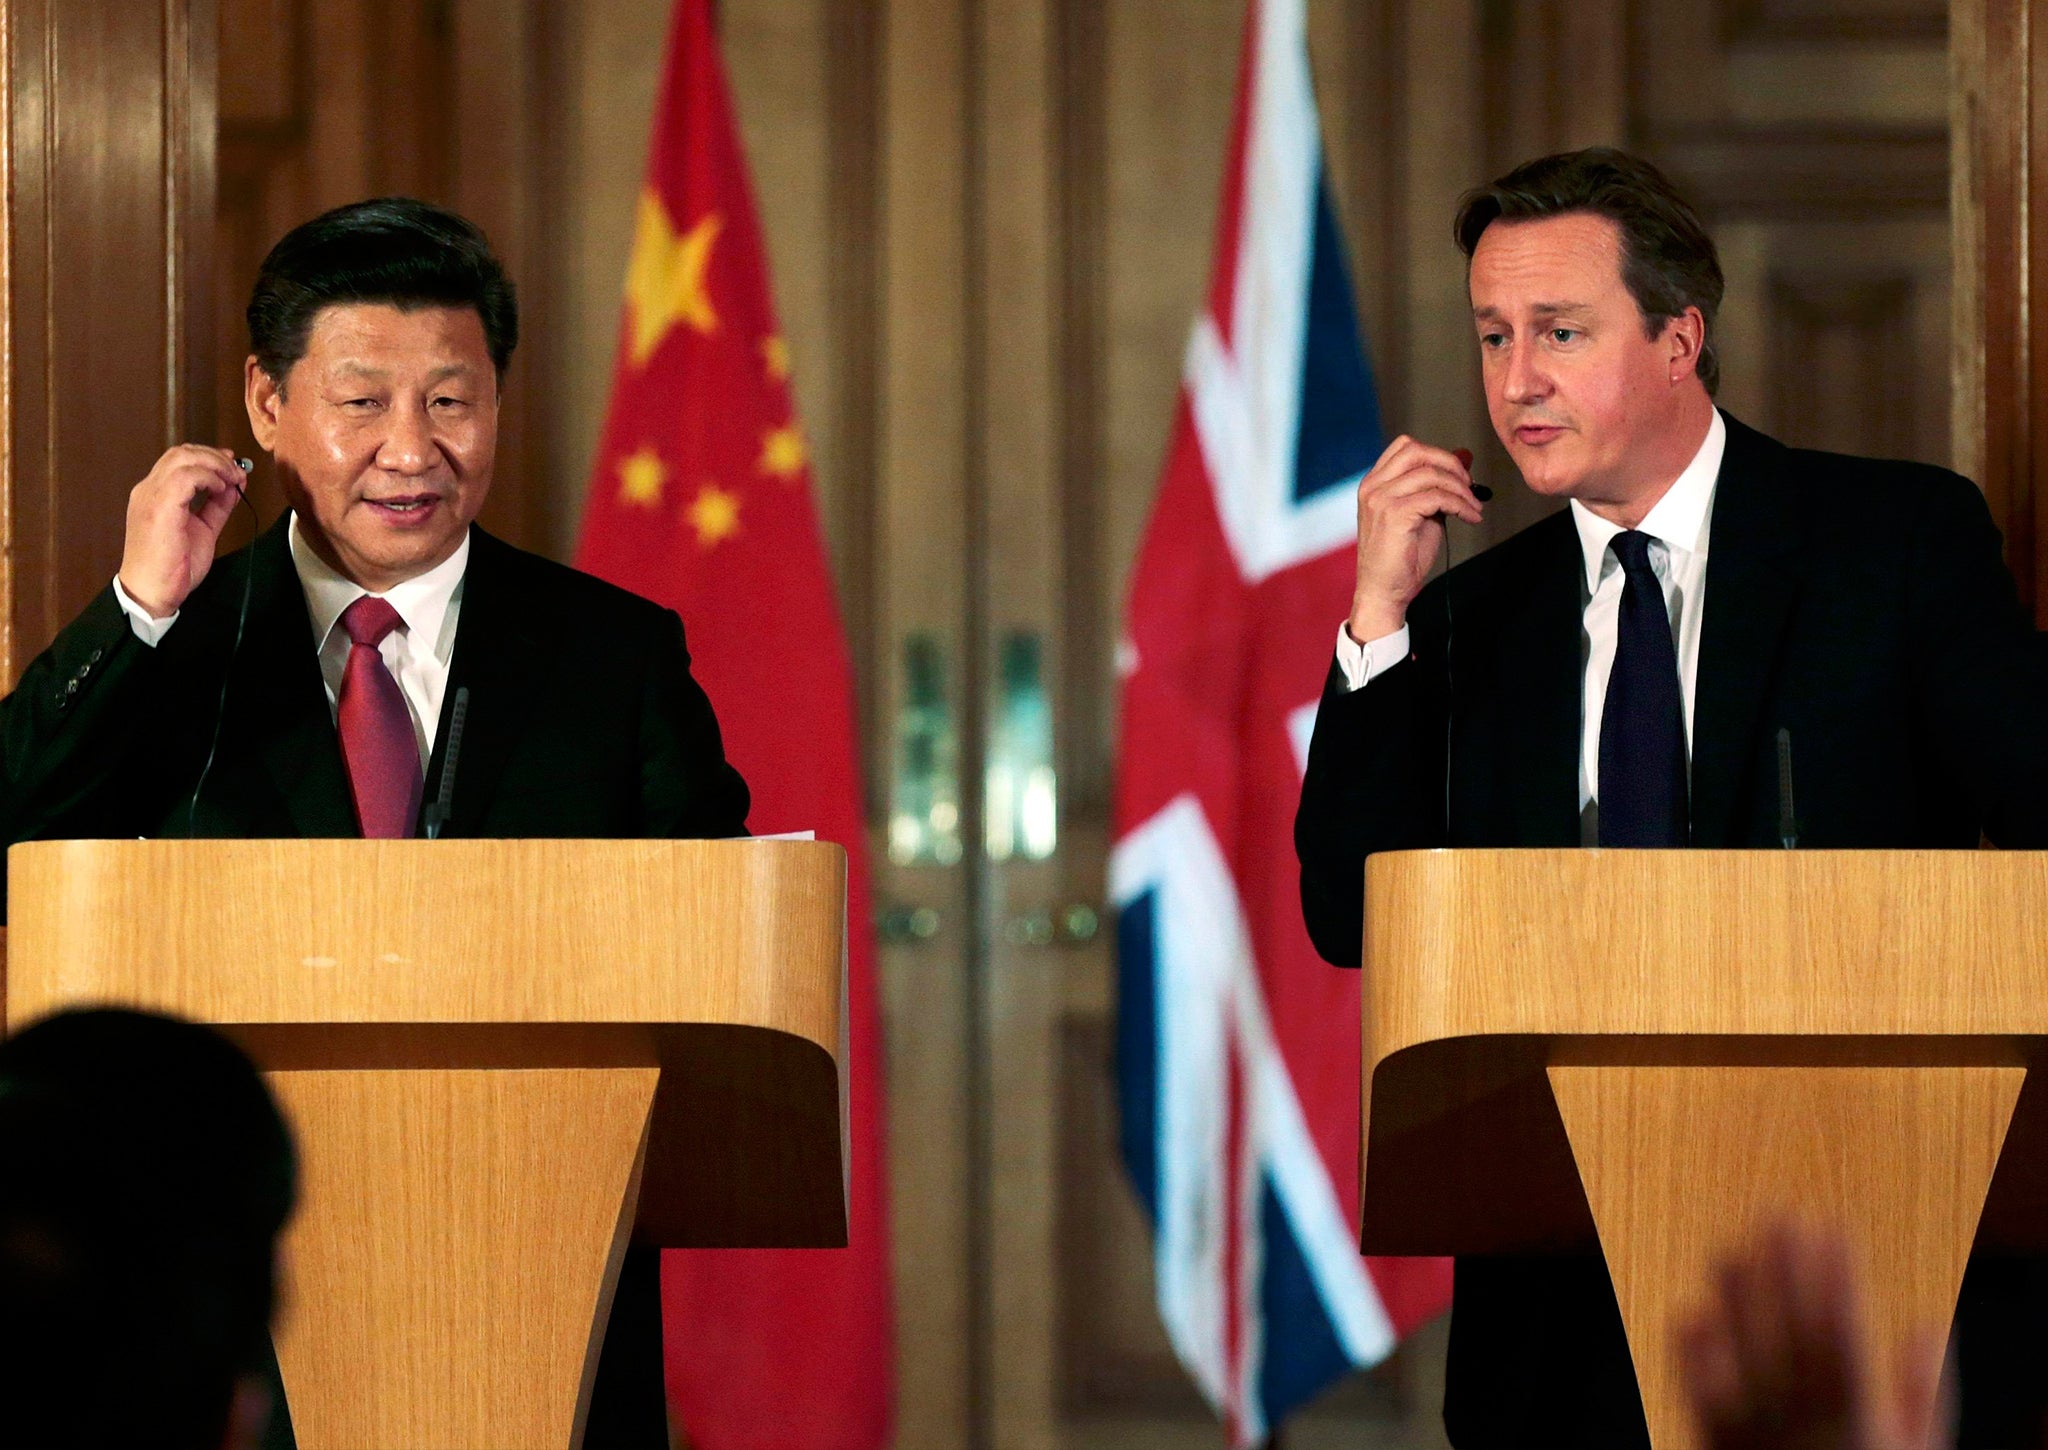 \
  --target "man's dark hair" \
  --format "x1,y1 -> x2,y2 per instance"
0,1009 -> 297,1450
1453,147 -> 1725,396
247,196 -> 518,386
